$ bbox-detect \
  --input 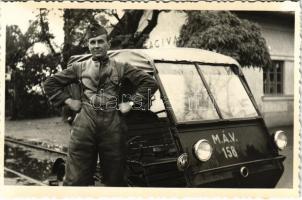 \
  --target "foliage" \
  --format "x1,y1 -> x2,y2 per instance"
6,24 -> 39,69
6,9 -> 60,119
37,9 -> 58,55
62,9 -> 102,68
109,10 -> 161,49
12,54 -> 60,118
61,9 -> 162,68
6,8 -> 162,119
6,9 -> 59,70
177,11 -> 271,68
